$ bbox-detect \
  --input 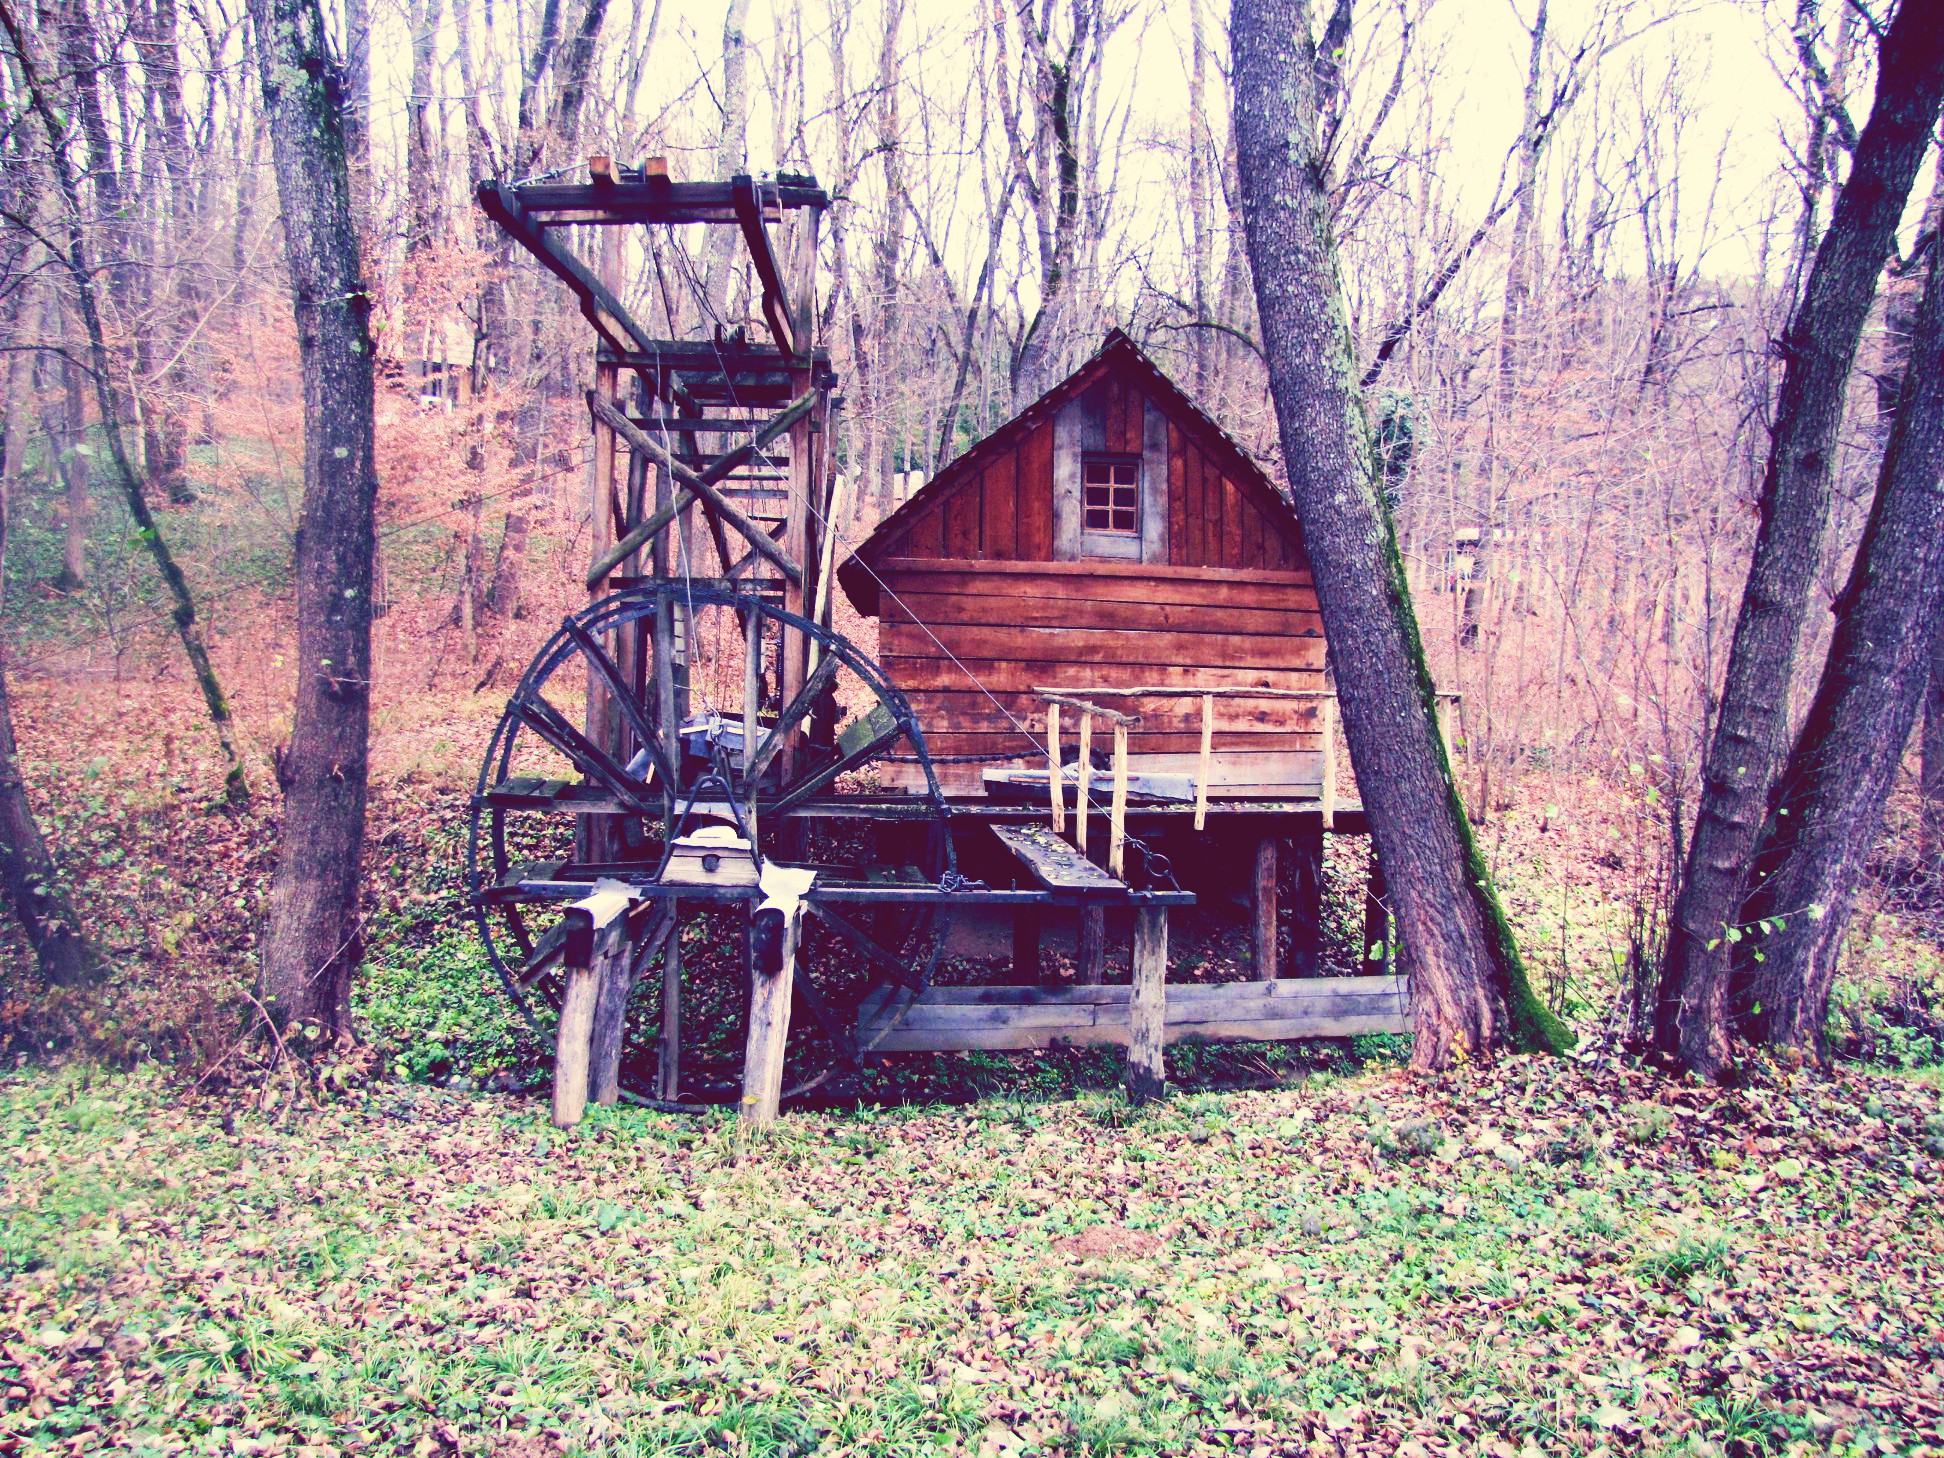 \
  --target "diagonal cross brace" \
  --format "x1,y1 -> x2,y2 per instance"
479,184 -> 658,357
586,390 -> 813,588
